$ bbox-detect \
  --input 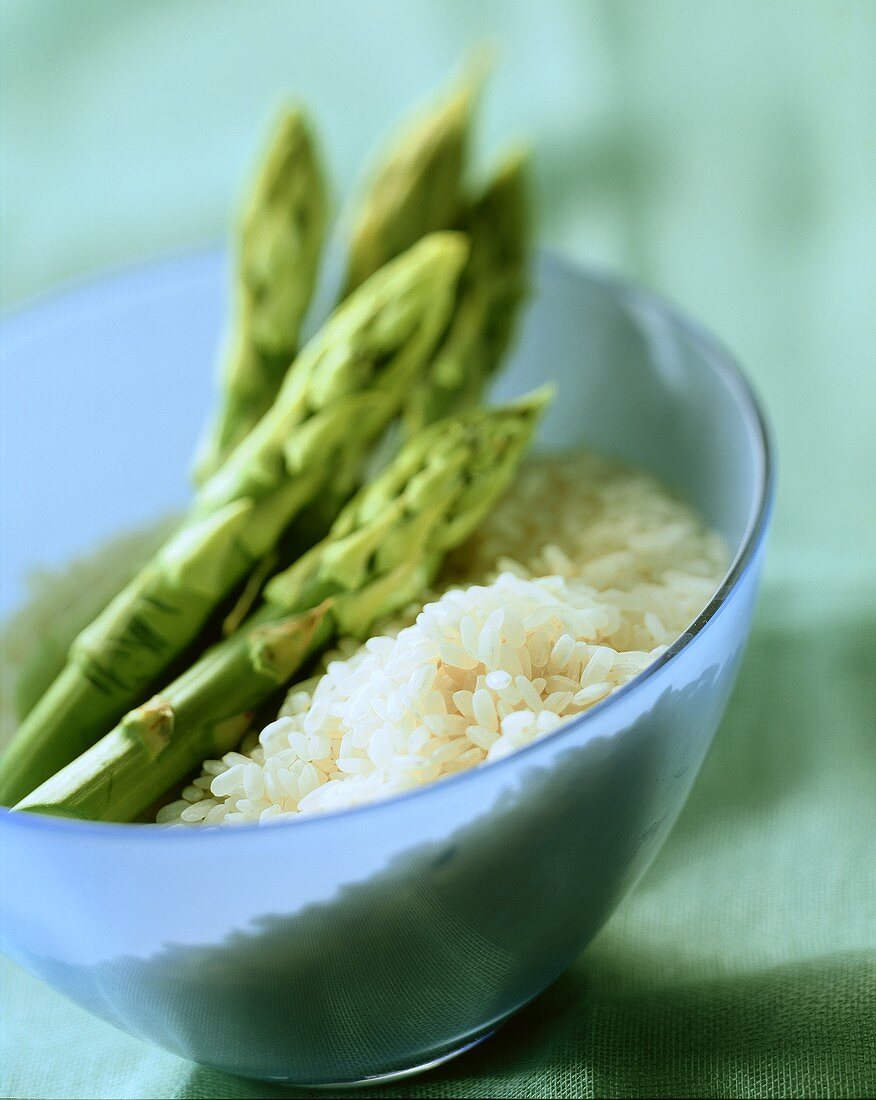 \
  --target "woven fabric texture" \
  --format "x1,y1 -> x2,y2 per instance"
2,2 -> 875,1097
